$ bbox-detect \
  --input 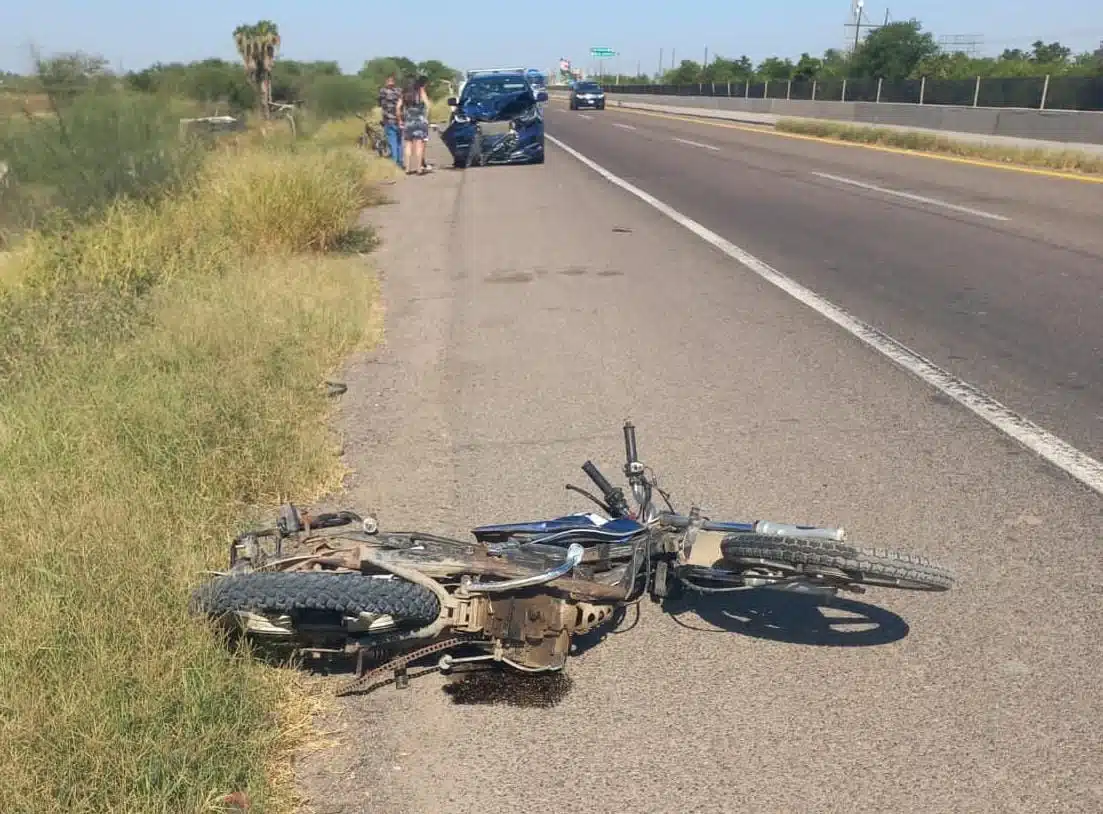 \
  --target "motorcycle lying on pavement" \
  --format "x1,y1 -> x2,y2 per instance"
192,422 -> 954,696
